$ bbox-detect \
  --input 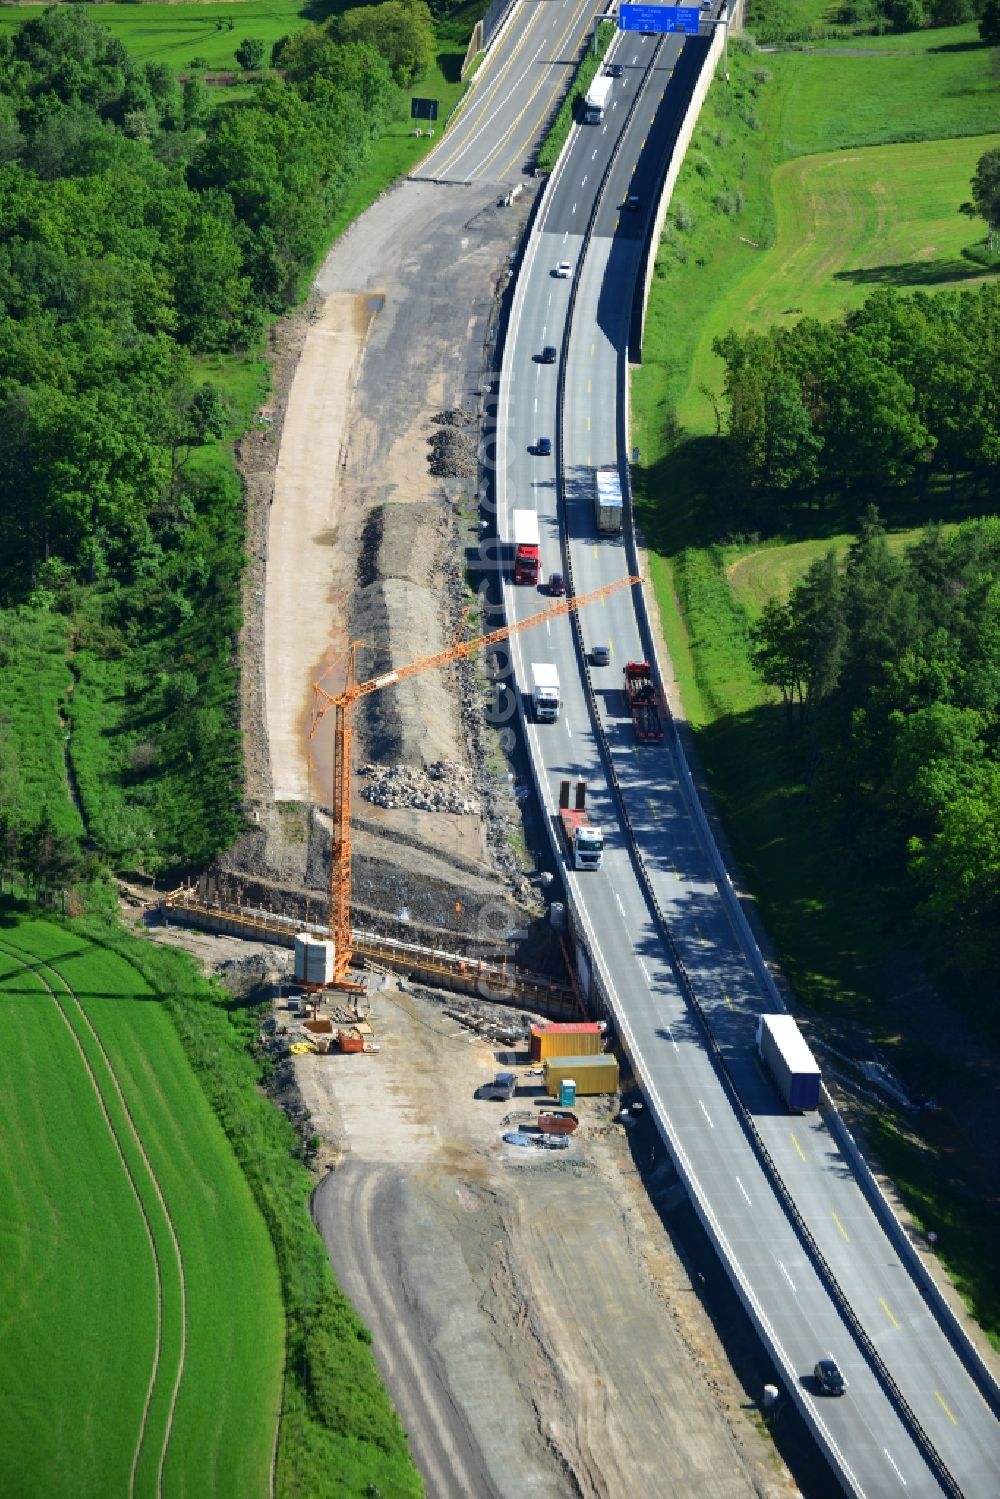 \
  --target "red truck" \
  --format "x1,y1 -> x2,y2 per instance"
623,661 -> 663,742
557,779 -> 603,871
512,508 -> 540,585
